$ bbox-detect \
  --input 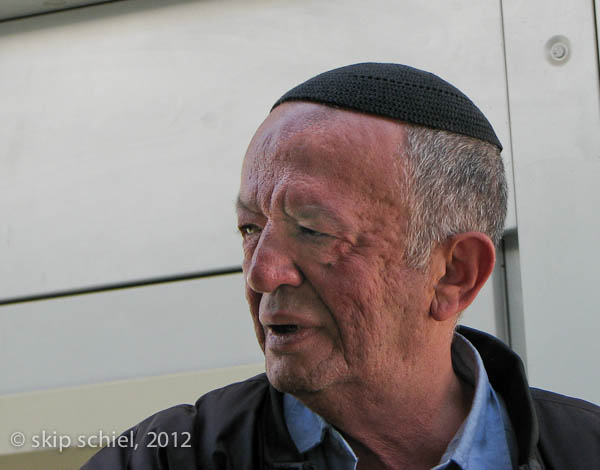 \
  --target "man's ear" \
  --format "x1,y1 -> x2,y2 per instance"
430,232 -> 496,322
